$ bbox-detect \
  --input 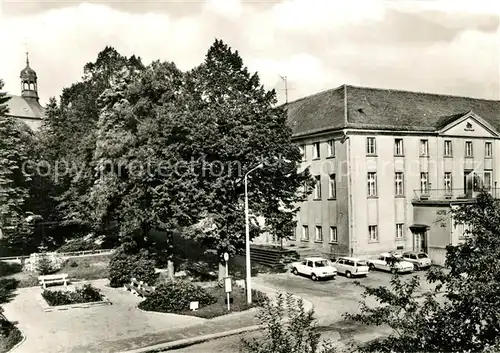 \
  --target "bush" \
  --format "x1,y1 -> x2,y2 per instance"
0,262 -> 22,277
0,317 -> 22,352
57,239 -> 101,253
251,288 -> 269,306
0,279 -> 19,305
41,284 -> 103,306
36,254 -> 54,275
240,293 -> 337,353
138,280 -> 217,313
108,247 -> 157,288
180,261 -> 218,281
